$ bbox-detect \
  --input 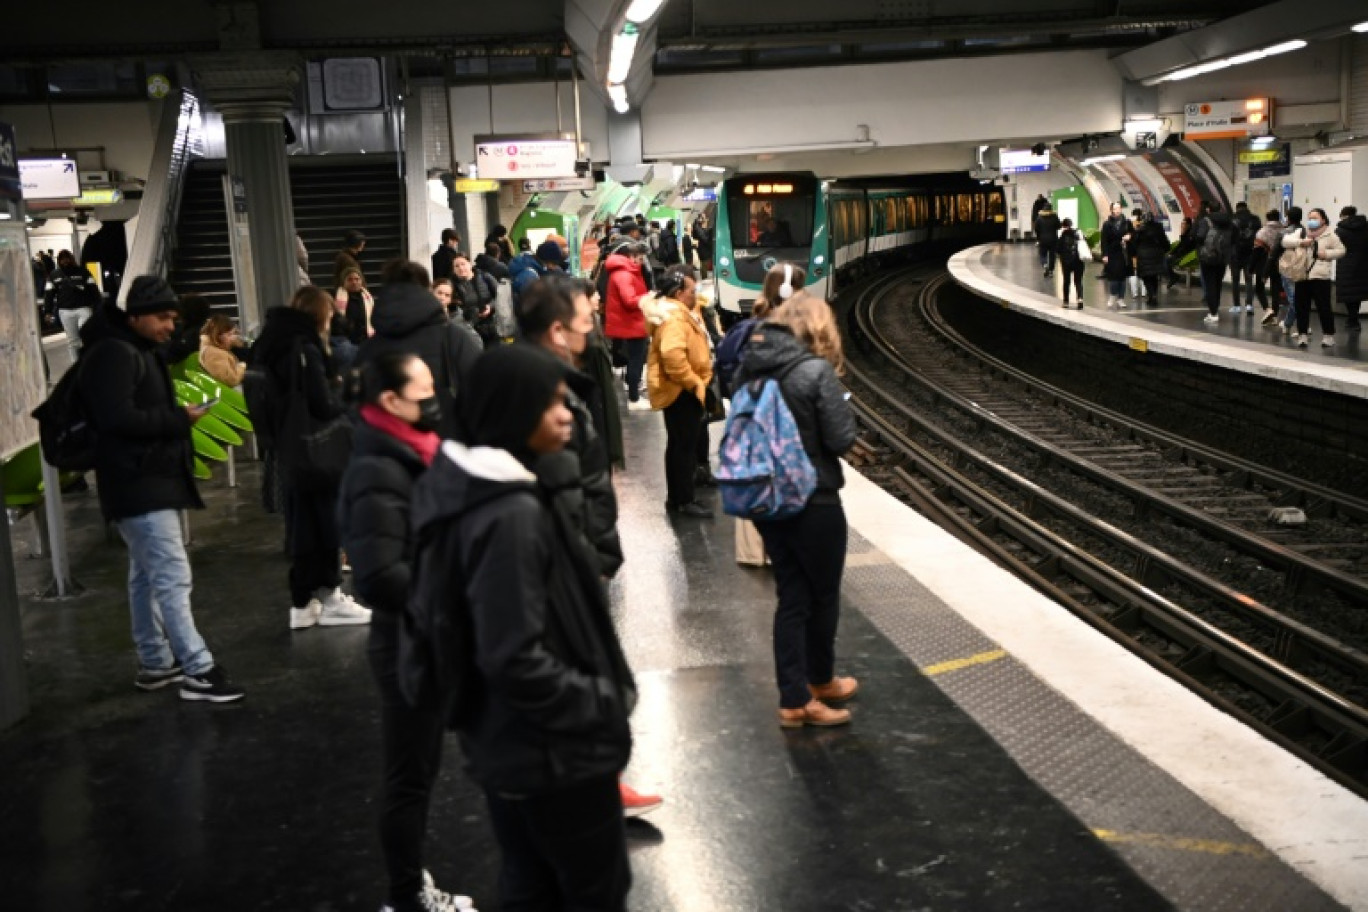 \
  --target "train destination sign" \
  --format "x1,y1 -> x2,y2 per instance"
473,137 -> 578,180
